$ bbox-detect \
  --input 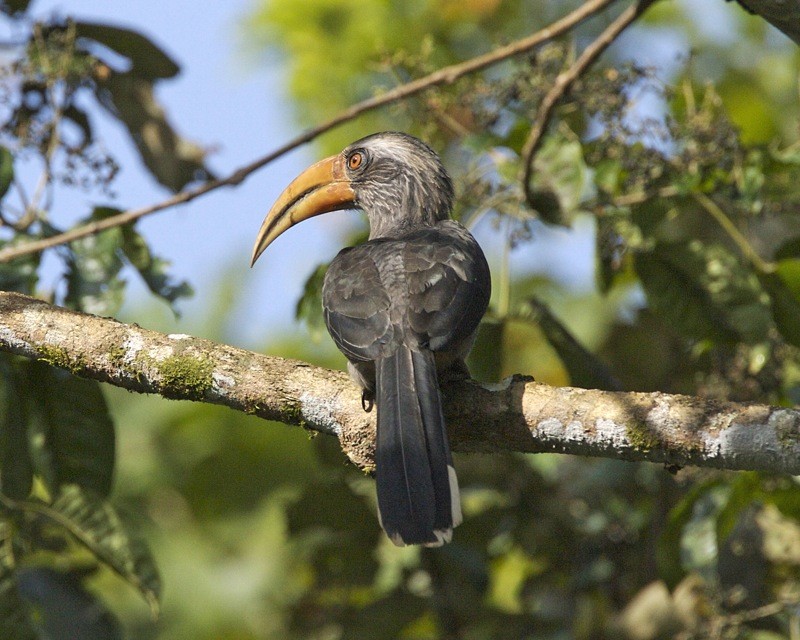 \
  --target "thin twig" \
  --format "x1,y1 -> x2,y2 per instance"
0,0 -> 620,264
693,191 -> 776,274
726,600 -> 785,626
610,184 -> 680,207
520,0 -> 659,207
